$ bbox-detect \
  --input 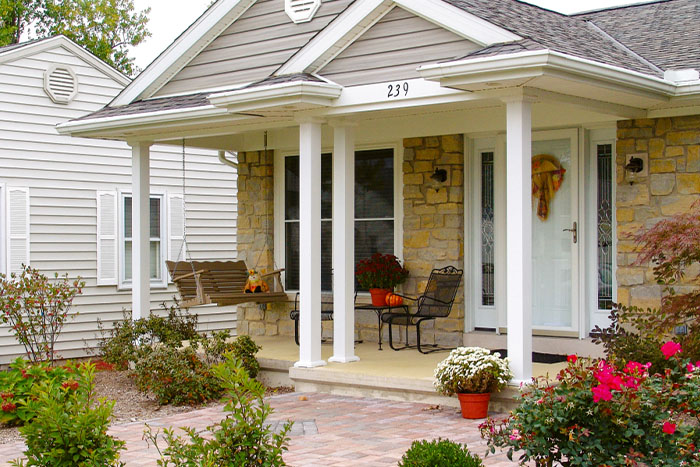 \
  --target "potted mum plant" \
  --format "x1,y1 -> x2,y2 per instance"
355,253 -> 409,306
434,347 -> 513,419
